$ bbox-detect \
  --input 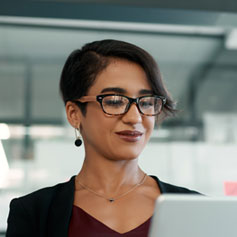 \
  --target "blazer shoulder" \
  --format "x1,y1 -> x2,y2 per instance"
11,176 -> 76,207
7,176 -> 76,237
150,175 -> 201,194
